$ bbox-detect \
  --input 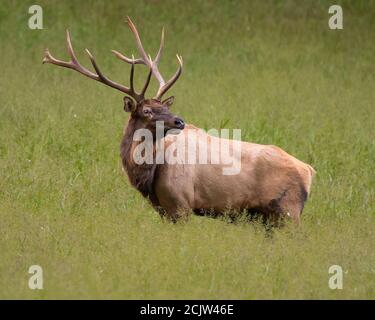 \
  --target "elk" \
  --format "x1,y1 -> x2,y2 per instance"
43,17 -> 315,225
